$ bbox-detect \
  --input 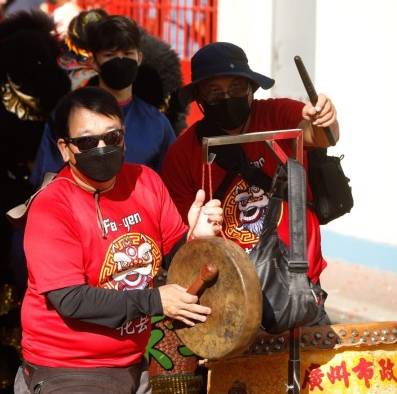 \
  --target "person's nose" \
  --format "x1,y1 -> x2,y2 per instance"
97,139 -> 107,148
115,50 -> 125,58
